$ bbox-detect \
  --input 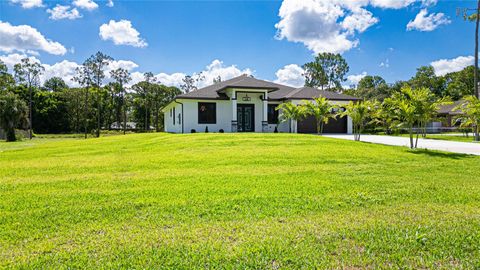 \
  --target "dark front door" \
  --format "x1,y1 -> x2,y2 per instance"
237,104 -> 255,132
